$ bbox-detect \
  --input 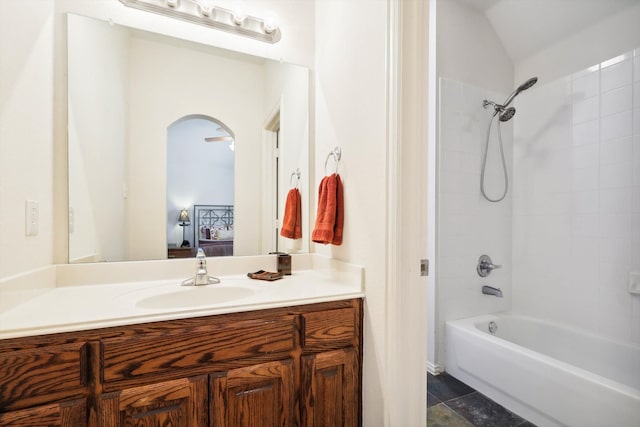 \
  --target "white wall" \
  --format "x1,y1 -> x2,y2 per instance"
0,1 -> 55,278
434,0 -> 514,369
515,3 -> 640,86
315,0 -> 388,424
513,49 -> 640,344
67,14 -> 129,263
436,0 -> 513,95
